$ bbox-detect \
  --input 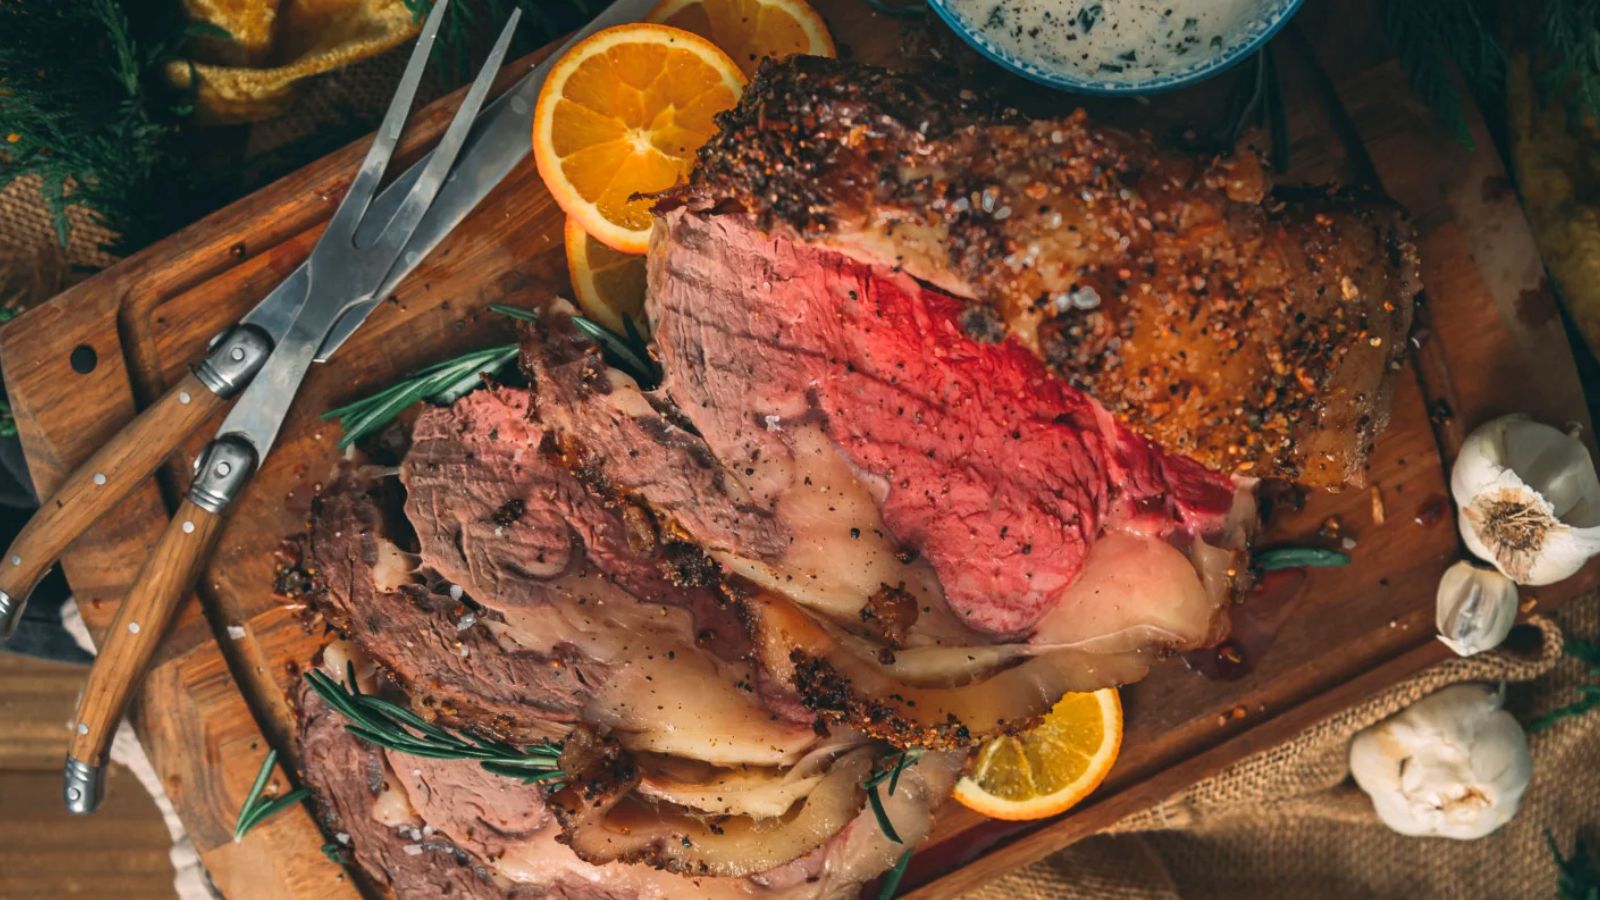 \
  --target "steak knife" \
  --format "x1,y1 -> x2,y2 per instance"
0,0 -> 656,644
